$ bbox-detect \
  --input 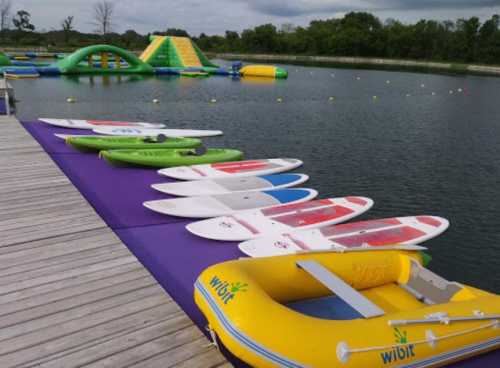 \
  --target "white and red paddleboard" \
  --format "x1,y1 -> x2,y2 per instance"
186,196 -> 374,241
93,126 -> 223,138
143,188 -> 318,218
40,118 -> 165,130
158,158 -> 303,181
151,173 -> 309,196
239,215 -> 449,257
